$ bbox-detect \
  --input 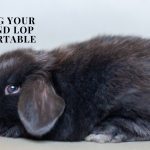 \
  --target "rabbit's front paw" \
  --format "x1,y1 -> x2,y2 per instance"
0,125 -> 24,138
